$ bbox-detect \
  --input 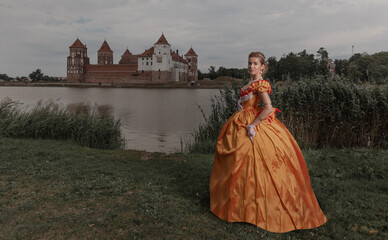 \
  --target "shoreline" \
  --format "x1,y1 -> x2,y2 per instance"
0,79 -> 238,89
